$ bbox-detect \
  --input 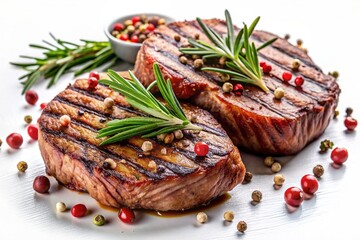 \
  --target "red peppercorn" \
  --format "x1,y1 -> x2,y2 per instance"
344,117 -> 357,131
118,207 -> 135,224
282,71 -> 292,81
132,16 -> 141,25
294,76 -> 304,86
262,64 -> 272,73
300,174 -> 319,194
194,141 -> 209,157
88,77 -> 98,90
284,186 -> 304,207
113,23 -> 124,31
331,147 -> 348,165
131,35 -> 139,43
260,61 -> 266,67
6,133 -> 23,149
40,102 -> 47,109
233,83 -> 244,96
147,23 -> 155,31
33,175 -> 51,193
71,204 -> 88,218
27,124 -> 38,140
119,34 -> 129,41
25,90 -> 39,105
89,71 -> 100,80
